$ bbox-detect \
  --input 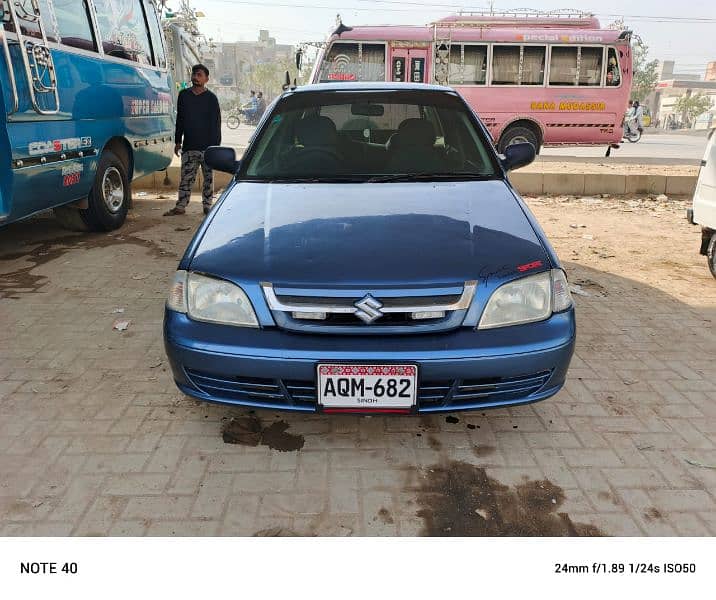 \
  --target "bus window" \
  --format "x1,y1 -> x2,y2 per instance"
549,46 -> 578,86
579,47 -> 603,86
318,42 -> 385,82
492,46 -> 520,85
93,0 -> 153,65
53,0 -> 98,52
449,44 -> 487,85
6,0 -> 51,40
606,47 -> 621,86
522,46 -> 546,85
144,0 -> 167,68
